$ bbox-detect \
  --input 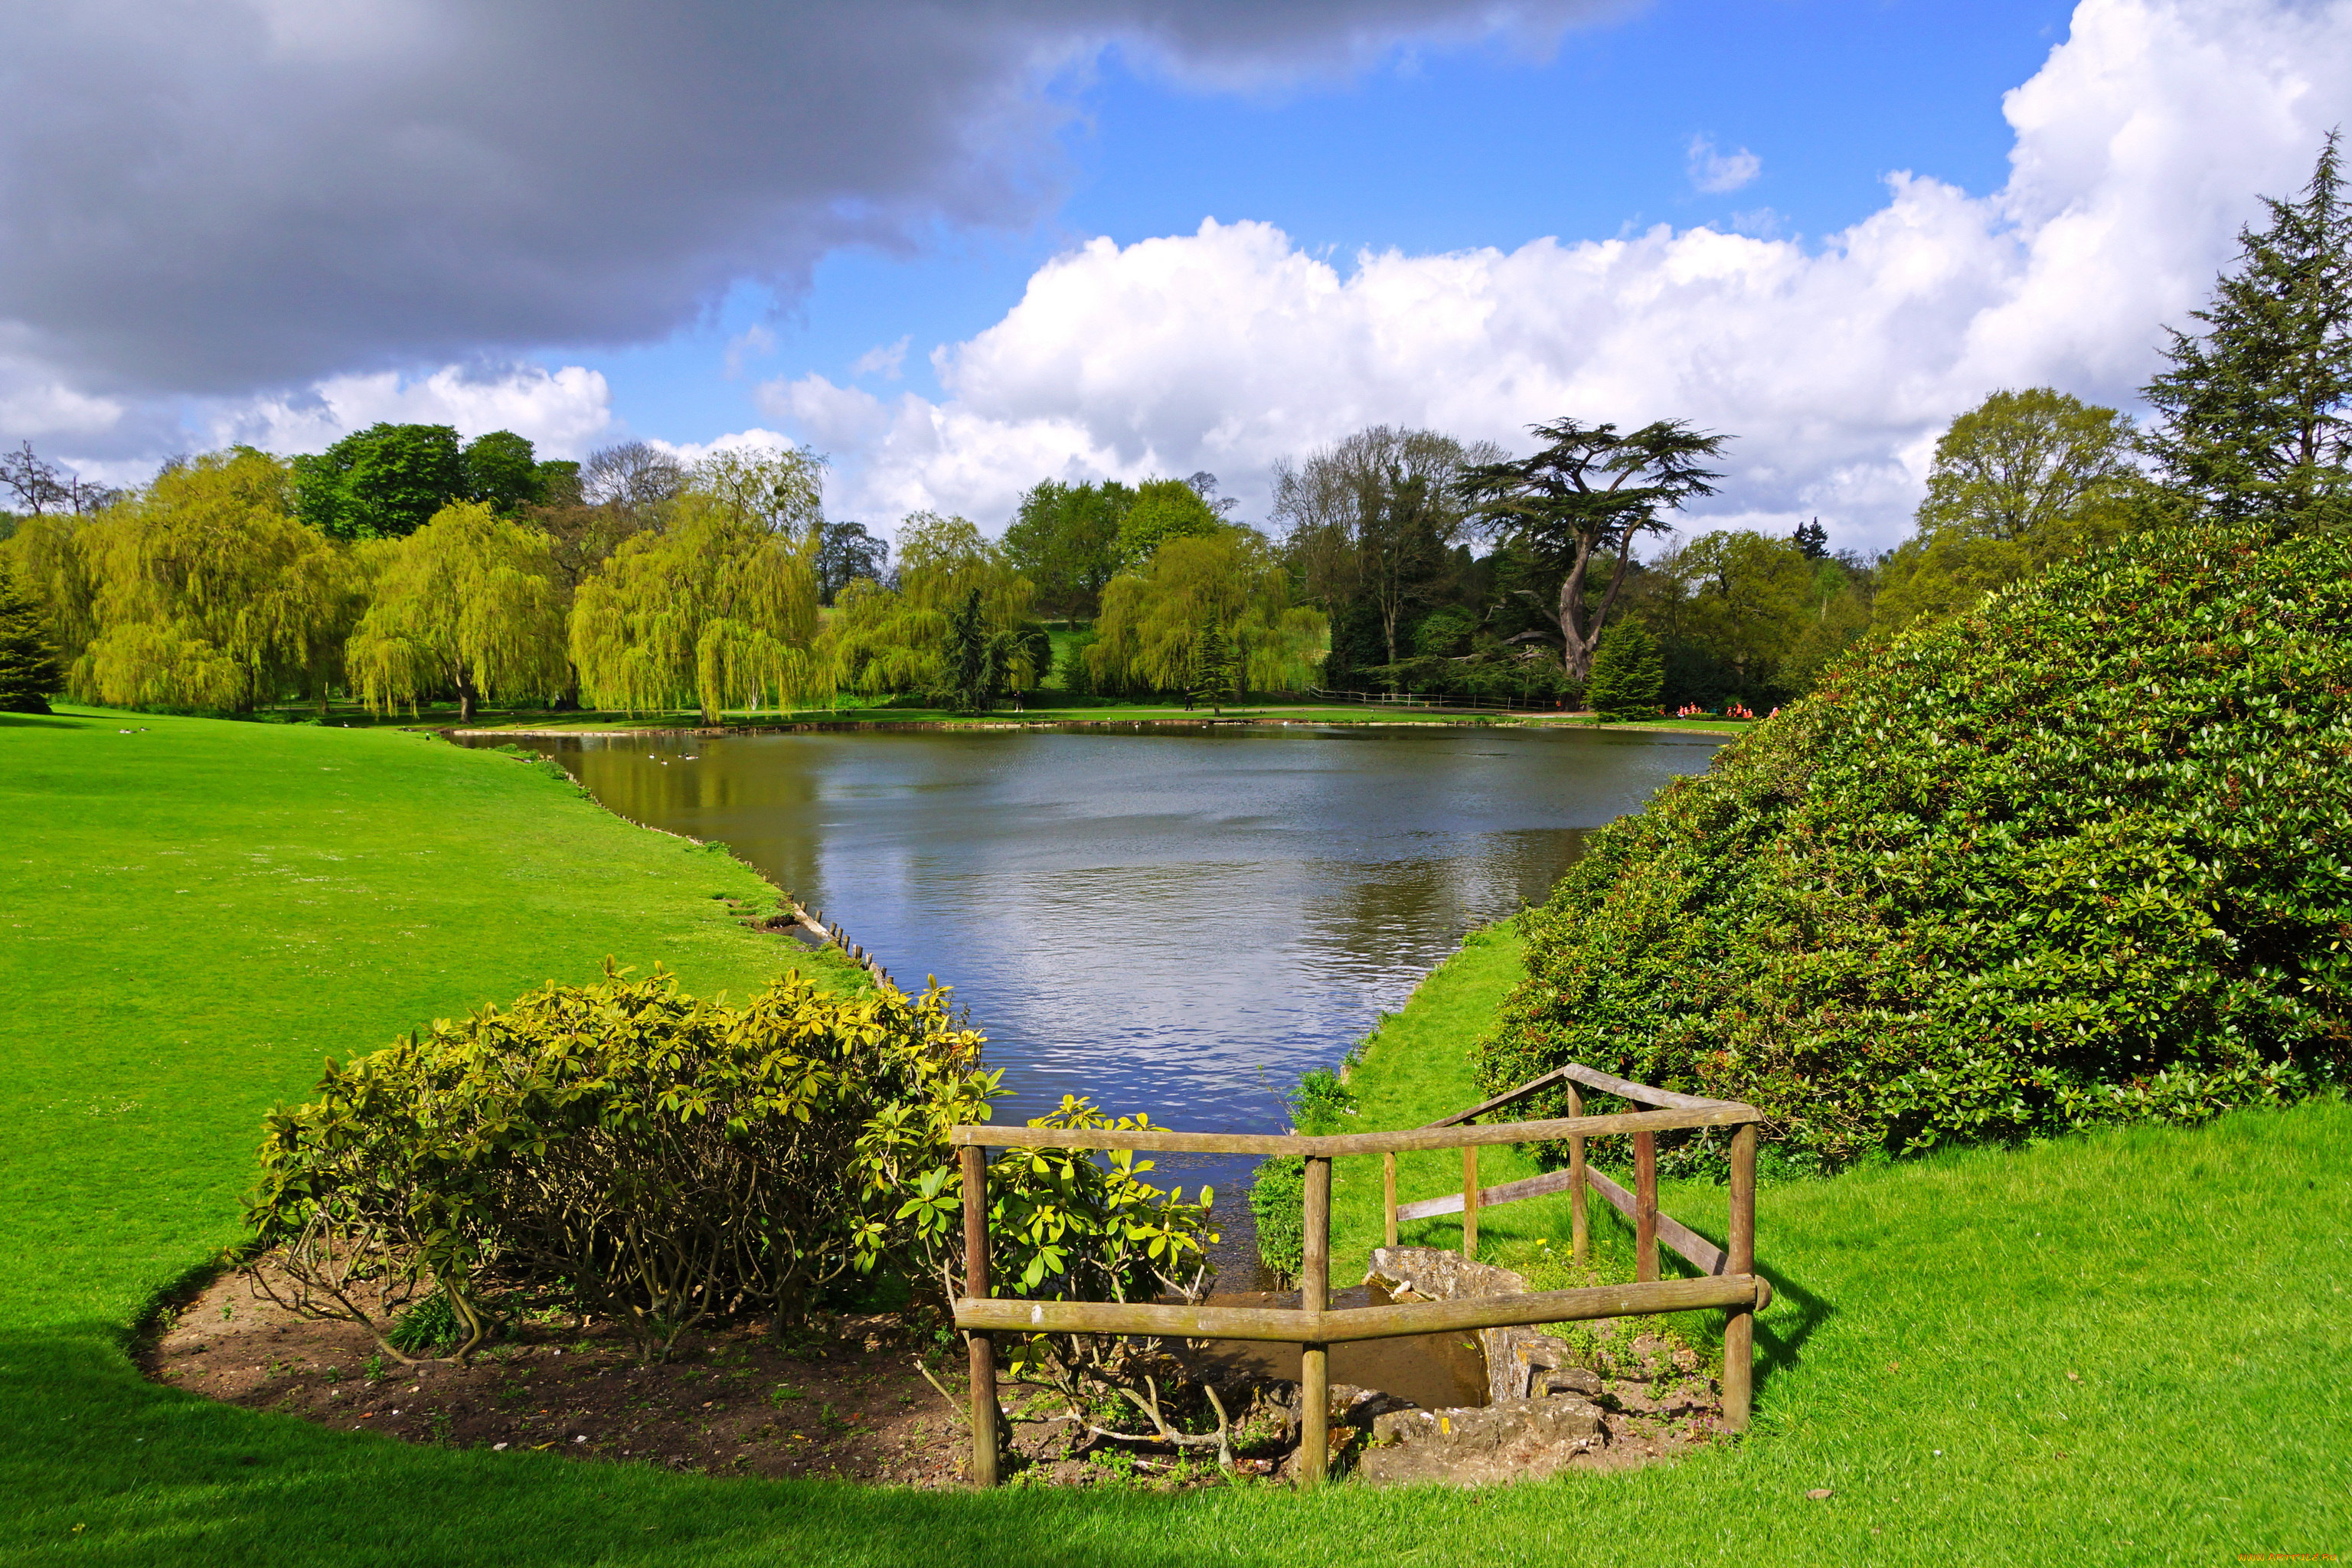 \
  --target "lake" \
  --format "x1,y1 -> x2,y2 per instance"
490,723 -> 1723,1267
